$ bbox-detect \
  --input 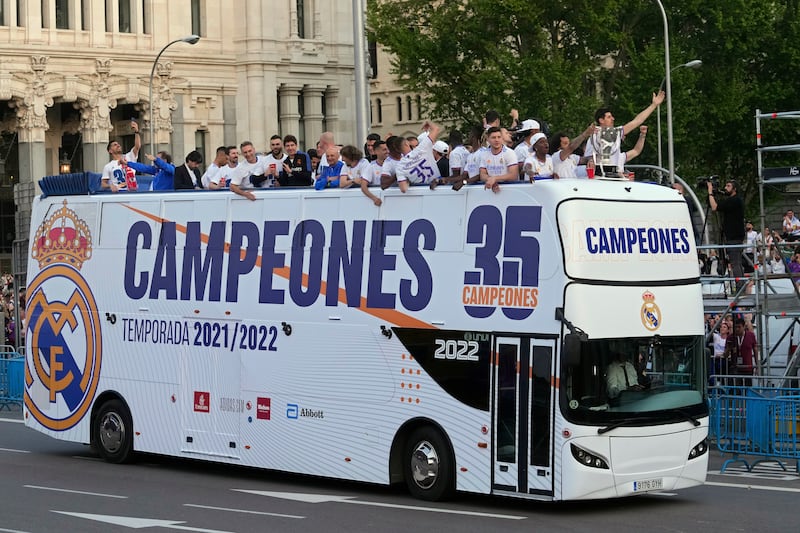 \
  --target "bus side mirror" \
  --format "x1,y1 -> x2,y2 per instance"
563,333 -> 583,367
